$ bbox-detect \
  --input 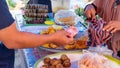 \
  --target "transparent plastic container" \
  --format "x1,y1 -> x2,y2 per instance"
51,0 -> 71,13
